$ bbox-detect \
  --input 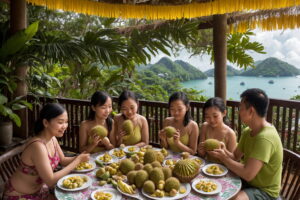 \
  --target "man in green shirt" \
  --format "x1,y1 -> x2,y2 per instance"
209,88 -> 283,200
